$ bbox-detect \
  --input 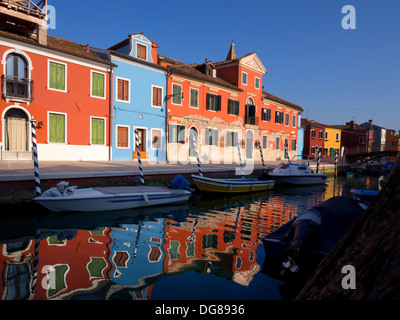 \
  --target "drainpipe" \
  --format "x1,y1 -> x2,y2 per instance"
108,65 -> 113,161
